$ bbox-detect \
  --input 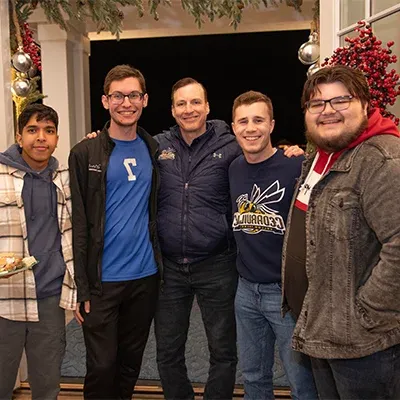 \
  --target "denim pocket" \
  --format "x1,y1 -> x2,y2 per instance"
324,190 -> 361,241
